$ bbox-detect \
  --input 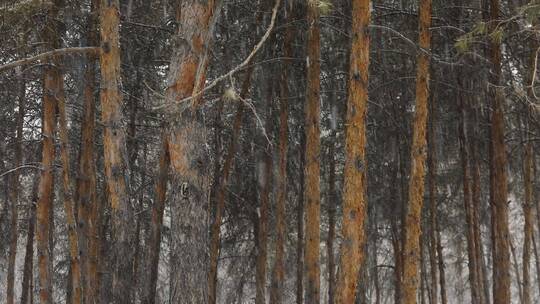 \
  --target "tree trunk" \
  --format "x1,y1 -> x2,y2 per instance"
436,217 -> 447,304
427,85 -> 438,304
326,140 -> 336,304
37,2 -> 64,302
6,56 -> 25,304
20,181 -> 38,304
208,69 -> 253,304
99,1 -> 134,302
297,130 -> 306,304
510,237 -> 523,303
470,100 -> 489,304
304,1 -> 322,303
56,61 -> 82,304
458,82 -> 480,304
165,1 -> 219,302
79,2 -> 100,303
255,69 -> 274,304
522,141 -> 534,304
401,0 -> 432,302
335,0 -> 370,303
142,129 -> 169,304
488,1 -> 511,303
269,6 -> 294,301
